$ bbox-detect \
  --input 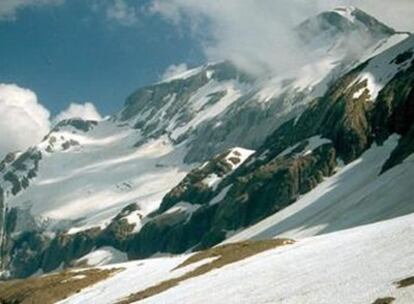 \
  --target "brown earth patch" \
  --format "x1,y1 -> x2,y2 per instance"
227,157 -> 241,165
117,239 -> 294,304
372,297 -> 395,304
395,276 -> 414,288
0,267 -> 122,304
